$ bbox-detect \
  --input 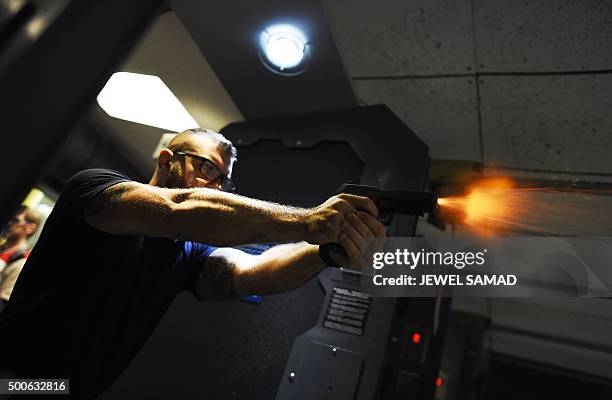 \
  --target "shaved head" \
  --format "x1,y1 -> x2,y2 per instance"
168,128 -> 237,168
